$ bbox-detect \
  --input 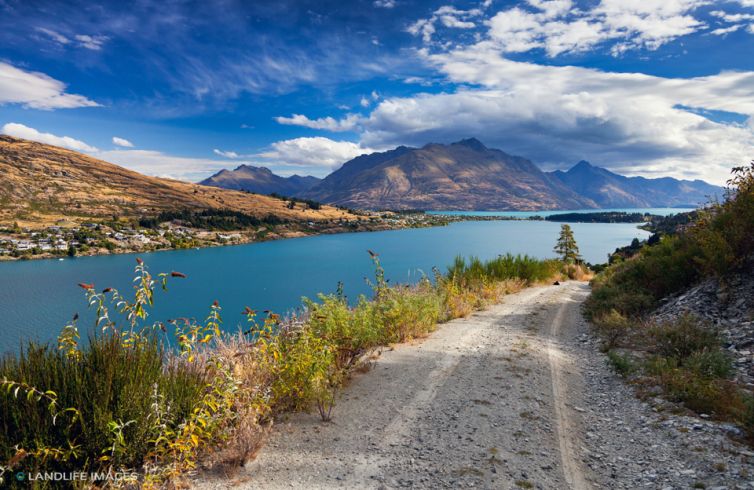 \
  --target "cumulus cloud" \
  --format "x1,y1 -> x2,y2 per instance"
374,0 -> 396,7
112,136 -> 134,148
410,0 -> 711,57
275,113 -> 361,132
257,137 -> 372,171
213,149 -> 240,158
351,49 -> 754,184
0,62 -> 99,110
2,123 -> 99,153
